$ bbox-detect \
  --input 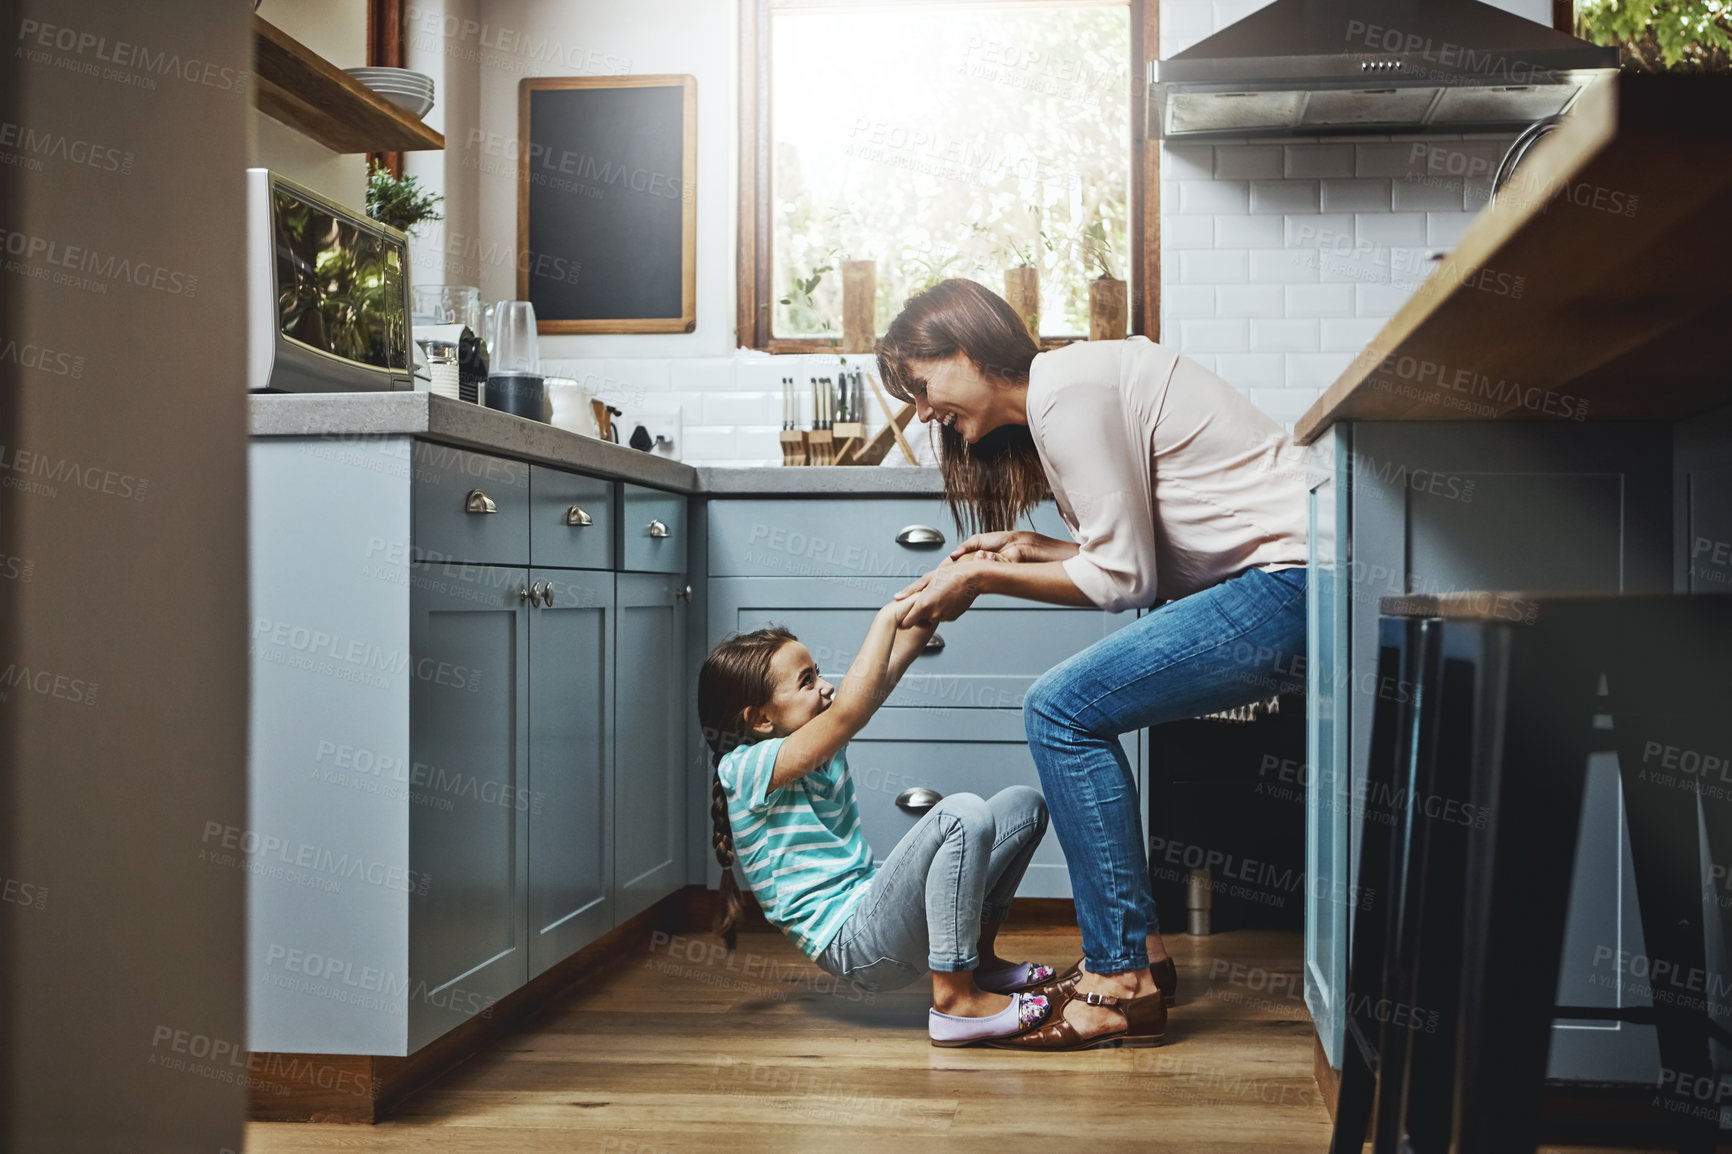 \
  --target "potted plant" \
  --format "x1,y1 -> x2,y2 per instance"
997,233 -> 1042,341
1081,219 -> 1126,341
365,162 -> 444,236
